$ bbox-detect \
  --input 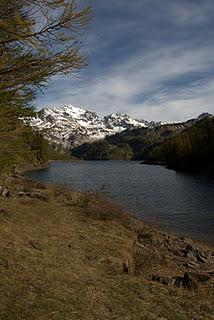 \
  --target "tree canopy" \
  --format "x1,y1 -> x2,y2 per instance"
0,0 -> 91,111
